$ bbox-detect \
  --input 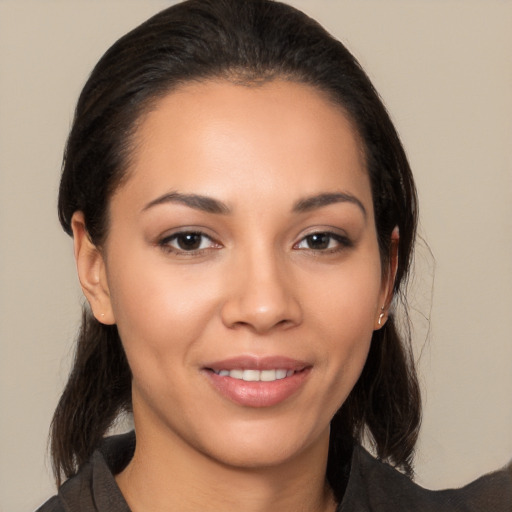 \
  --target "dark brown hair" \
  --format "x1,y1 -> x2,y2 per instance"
52,0 -> 420,497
